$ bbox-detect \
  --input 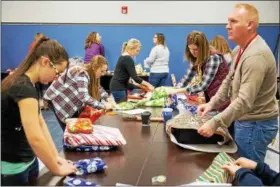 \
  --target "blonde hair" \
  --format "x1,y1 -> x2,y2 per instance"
85,32 -> 100,49
235,3 -> 259,28
185,31 -> 210,68
210,35 -> 231,54
84,55 -> 108,100
121,38 -> 142,54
